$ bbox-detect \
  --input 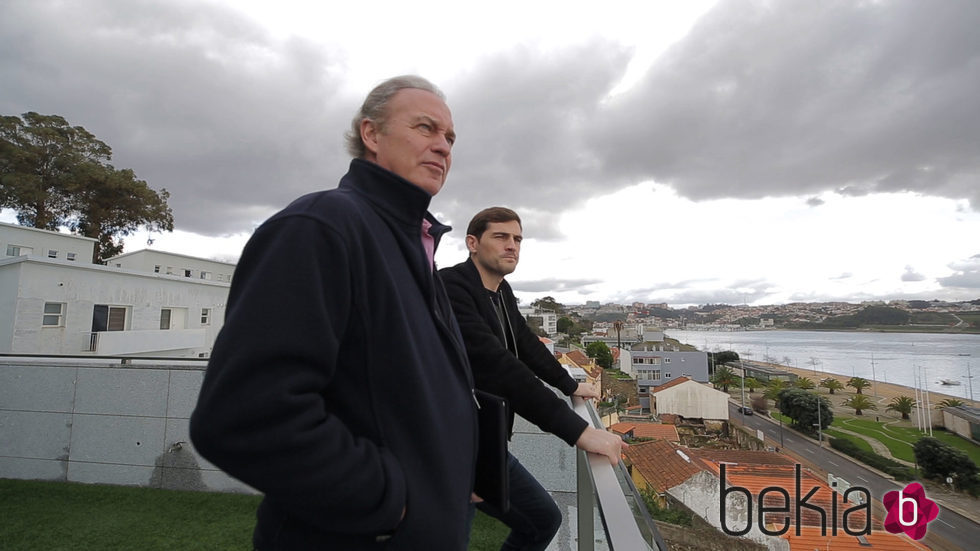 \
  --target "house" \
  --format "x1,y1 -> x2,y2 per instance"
0,223 -> 233,357
1,220 -> 97,263
106,249 -> 236,284
632,348 -> 710,412
609,422 -> 680,442
650,377 -> 730,420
